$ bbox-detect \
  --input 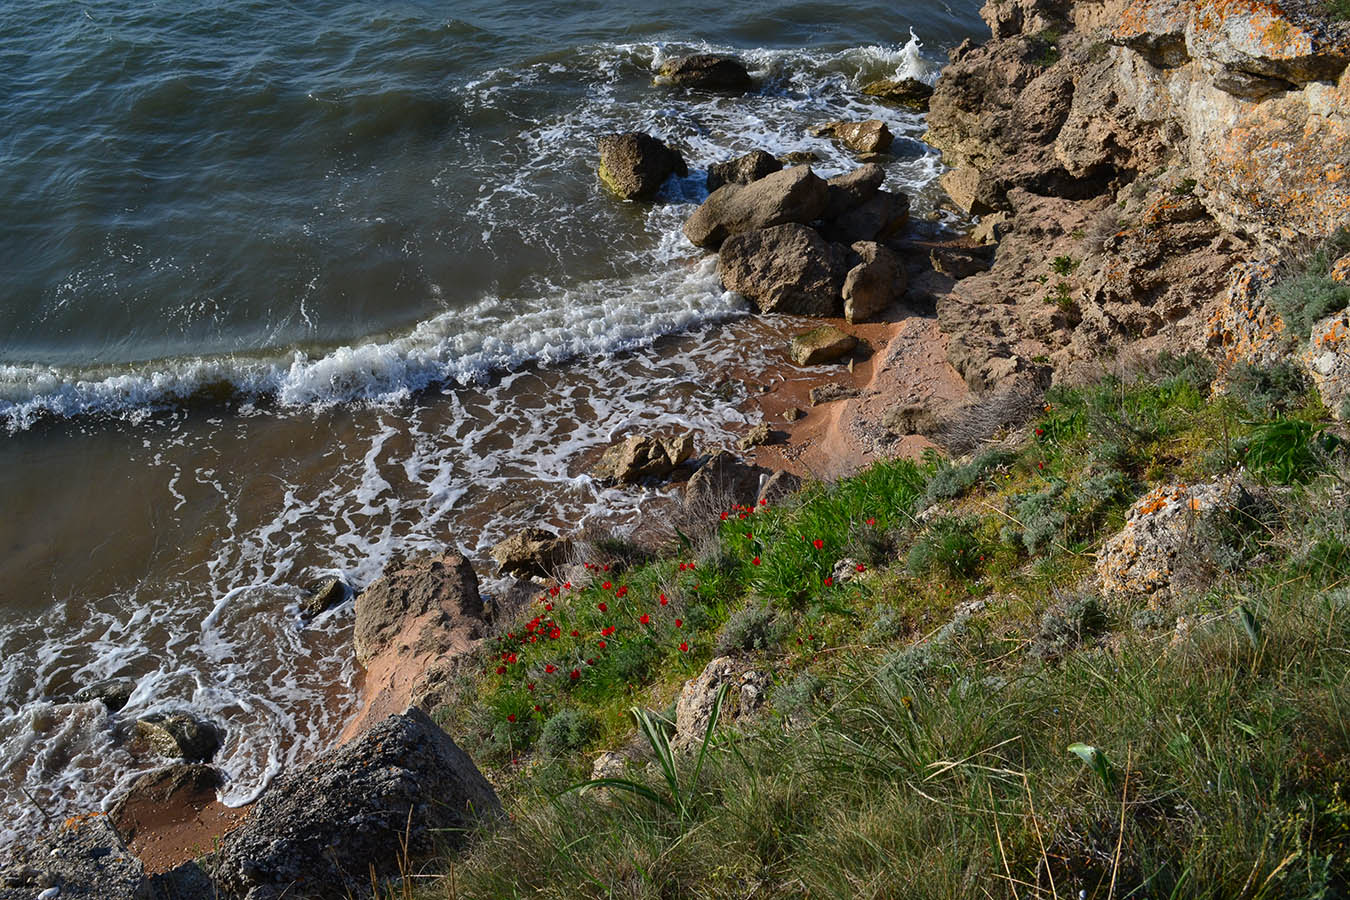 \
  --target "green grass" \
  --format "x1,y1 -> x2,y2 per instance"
1266,228 -> 1350,340
404,357 -> 1350,899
